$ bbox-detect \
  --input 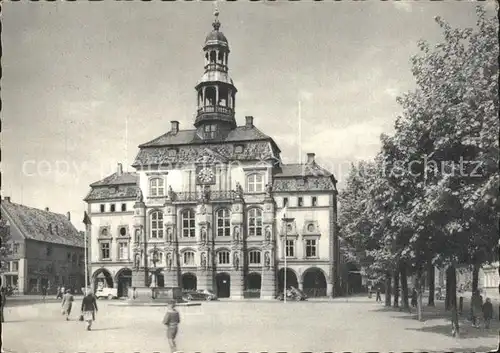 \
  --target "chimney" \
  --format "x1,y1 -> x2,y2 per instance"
171,121 -> 179,134
67,212 -> 71,221
245,116 -> 254,128
4,196 -> 10,203
117,163 -> 123,176
45,207 -> 50,212
306,153 -> 316,165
